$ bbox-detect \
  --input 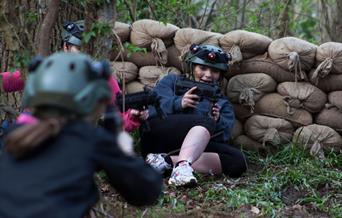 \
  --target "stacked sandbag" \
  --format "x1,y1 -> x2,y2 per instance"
310,42 -> 342,85
293,124 -> 342,157
138,66 -> 181,87
309,69 -> 342,92
111,61 -> 138,83
235,53 -> 297,82
268,37 -> 317,81
245,115 -> 294,146
130,19 -> 179,66
114,21 -> 131,42
219,30 -> 272,63
277,82 -> 327,113
125,81 -> 145,94
174,28 -> 222,60
226,73 -> 277,112
231,119 -> 243,140
254,93 -> 313,127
